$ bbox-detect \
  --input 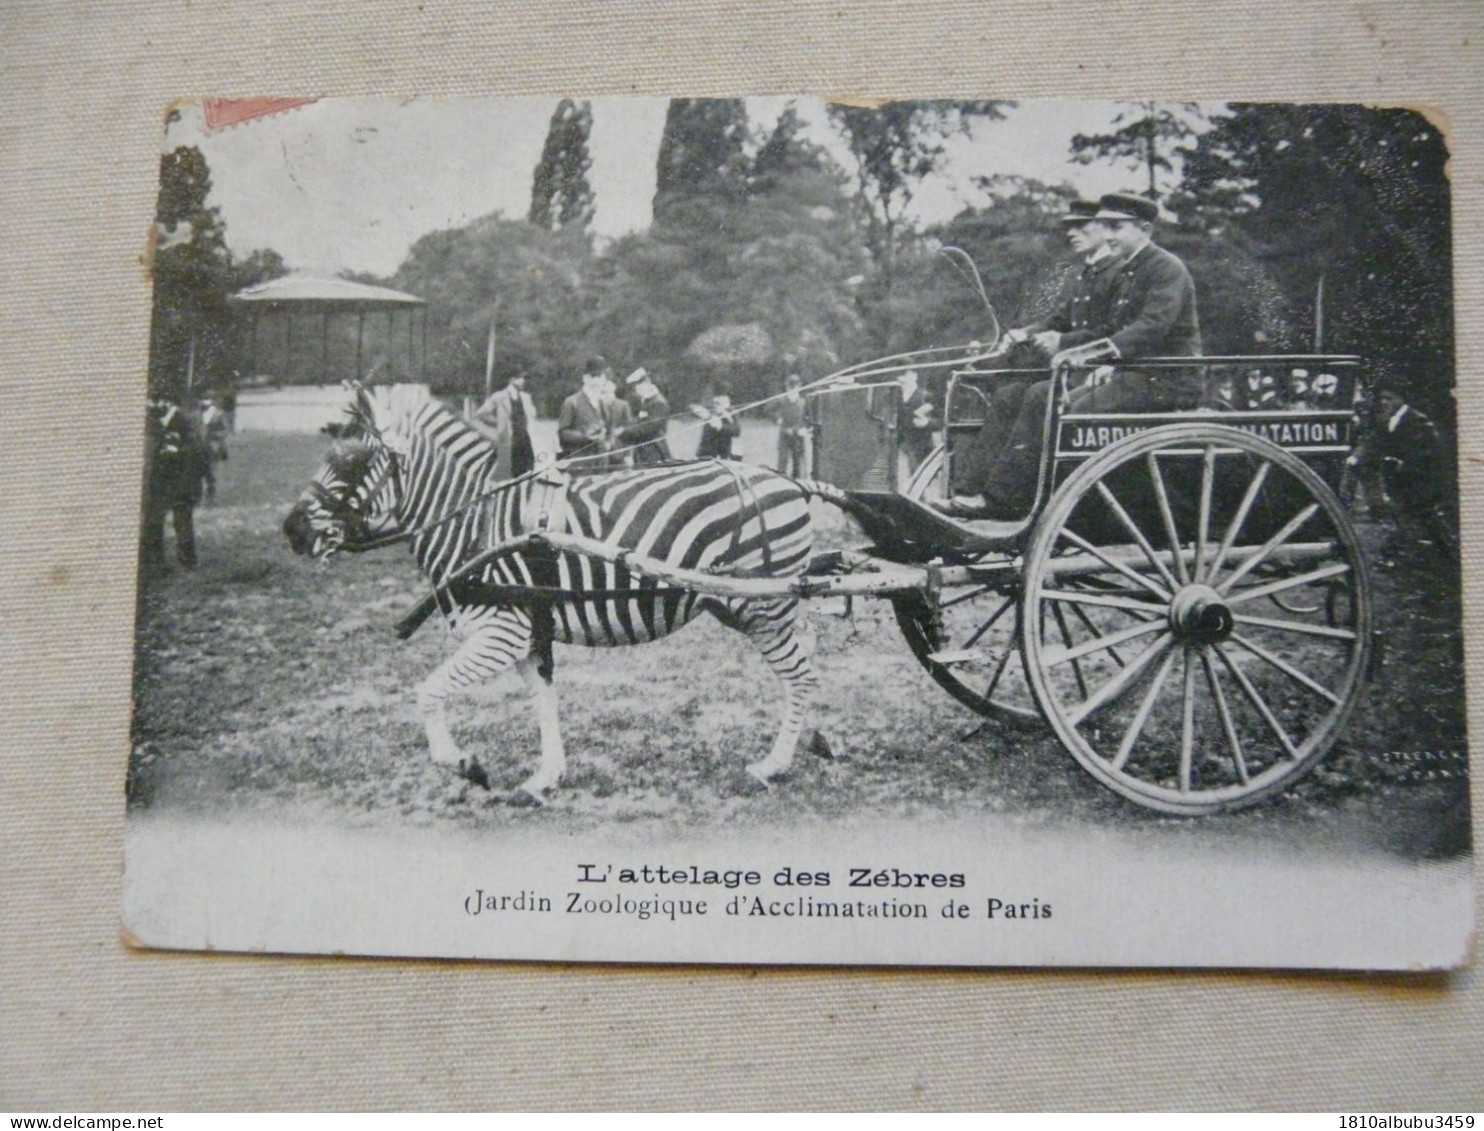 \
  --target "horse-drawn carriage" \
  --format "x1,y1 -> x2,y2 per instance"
803,348 -> 1371,814
287,346 -> 1374,816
